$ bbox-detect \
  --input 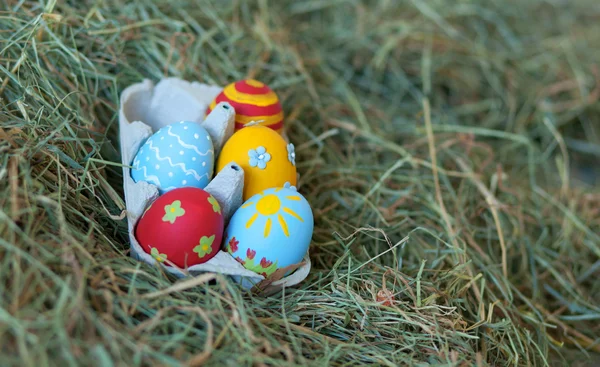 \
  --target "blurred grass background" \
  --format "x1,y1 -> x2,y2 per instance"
1,0 -> 599,365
